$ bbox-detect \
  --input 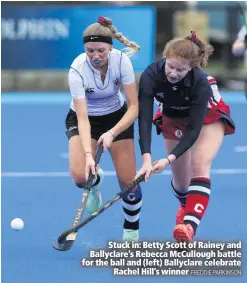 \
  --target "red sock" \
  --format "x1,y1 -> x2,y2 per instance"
184,177 -> 211,234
